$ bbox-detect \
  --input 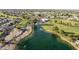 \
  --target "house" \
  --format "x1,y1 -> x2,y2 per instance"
5,28 -> 22,42
0,18 -> 10,24
67,14 -> 79,21
40,18 -> 49,23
